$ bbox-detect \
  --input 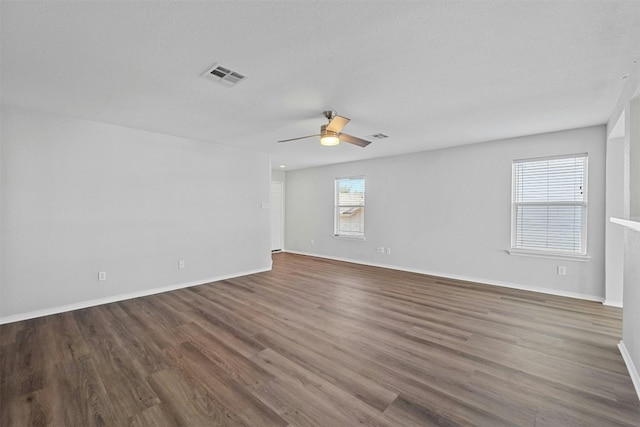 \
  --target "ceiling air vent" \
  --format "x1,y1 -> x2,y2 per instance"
369,133 -> 389,140
202,63 -> 247,87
